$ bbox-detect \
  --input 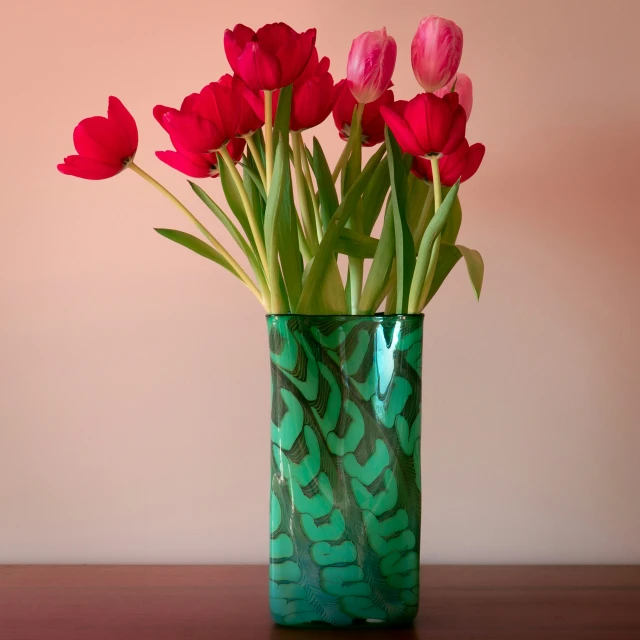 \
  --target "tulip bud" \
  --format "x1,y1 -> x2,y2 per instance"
411,16 -> 463,92
434,73 -> 473,119
347,27 -> 397,104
